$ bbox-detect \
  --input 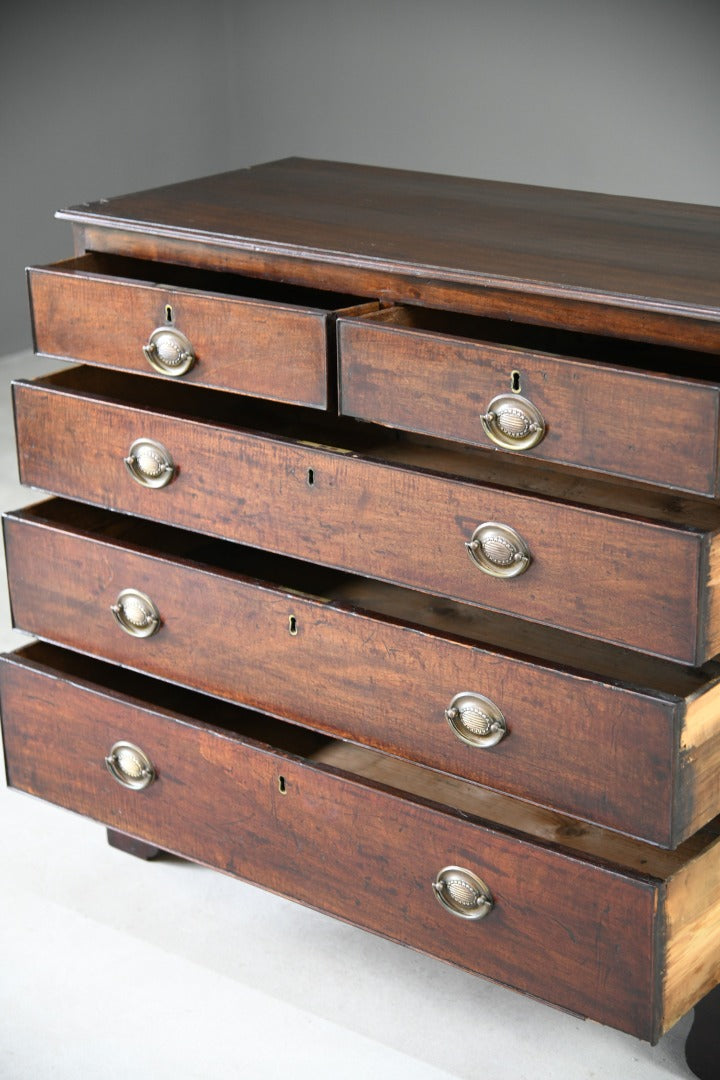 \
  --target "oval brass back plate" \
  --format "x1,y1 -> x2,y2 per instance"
445,691 -> 507,748
124,438 -> 175,489
432,866 -> 494,920
143,325 -> 196,377
105,740 -> 156,790
481,393 -> 546,451
111,588 -> 161,638
466,522 -> 531,578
